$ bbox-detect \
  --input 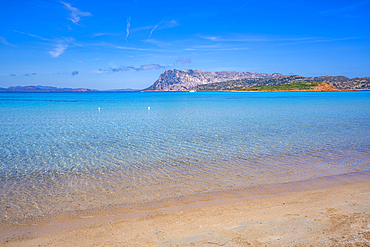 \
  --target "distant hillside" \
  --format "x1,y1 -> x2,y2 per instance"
302,76 -> 370,90
145,69 -> 282,91
193,75 -> 303,91
0,85 -> 96,93
235,81 -> 338,91
2,73 -> 369,93
193,75 -> 370,91
0,86 -> 140,93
